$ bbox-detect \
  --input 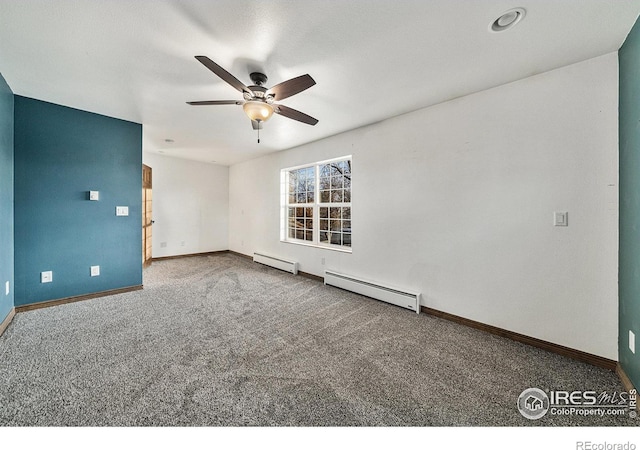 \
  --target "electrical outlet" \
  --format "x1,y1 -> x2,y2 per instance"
160,242 -> 167,248
630,330 -> 636,354
5,281 -> 9,295
321,257 -> 325,265
181,241 -> 185,247
41,271 -> 53,283
554,211 -> 568,227
90,265 -> 100,277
